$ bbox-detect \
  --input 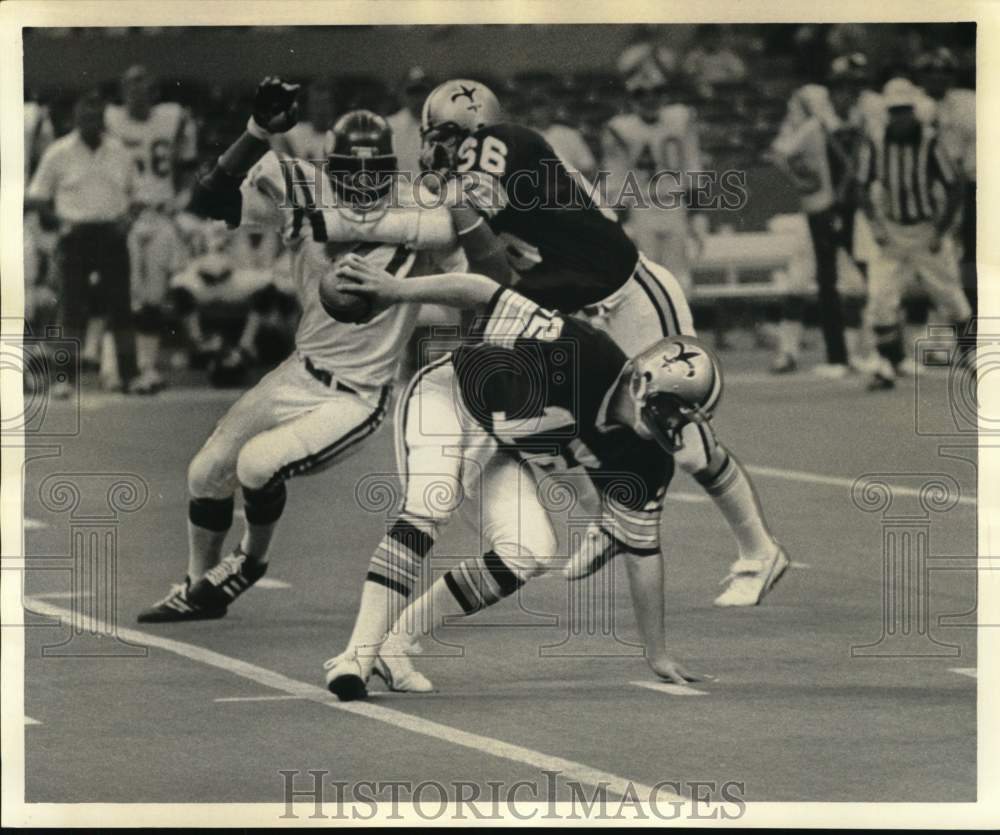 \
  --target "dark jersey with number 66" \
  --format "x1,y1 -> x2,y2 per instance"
453,287 -> 671,549
454,123 -> 639,312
